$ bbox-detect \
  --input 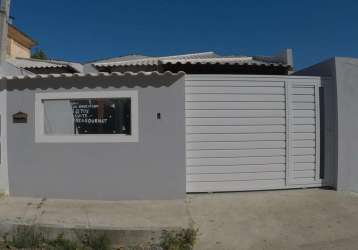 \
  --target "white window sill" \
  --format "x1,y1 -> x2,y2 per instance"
35,134 -> 139,143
